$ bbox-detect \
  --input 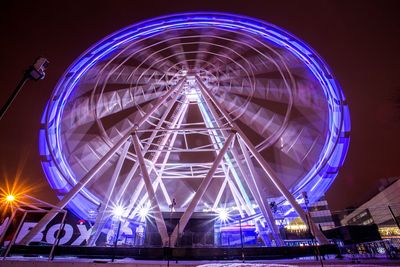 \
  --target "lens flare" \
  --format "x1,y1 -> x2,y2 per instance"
217,208 -> 230,223
113,205 -> 125,218
5,194 -> 15,202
